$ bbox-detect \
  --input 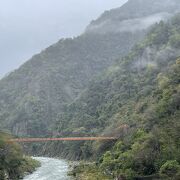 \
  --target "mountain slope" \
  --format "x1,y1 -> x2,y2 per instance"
0,0 -> 180,138
47,12 -> 180,157
86,0 -> 180,34
66,14 -> 180,179
0,32 -> 143,137
0,1 -> 179,178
